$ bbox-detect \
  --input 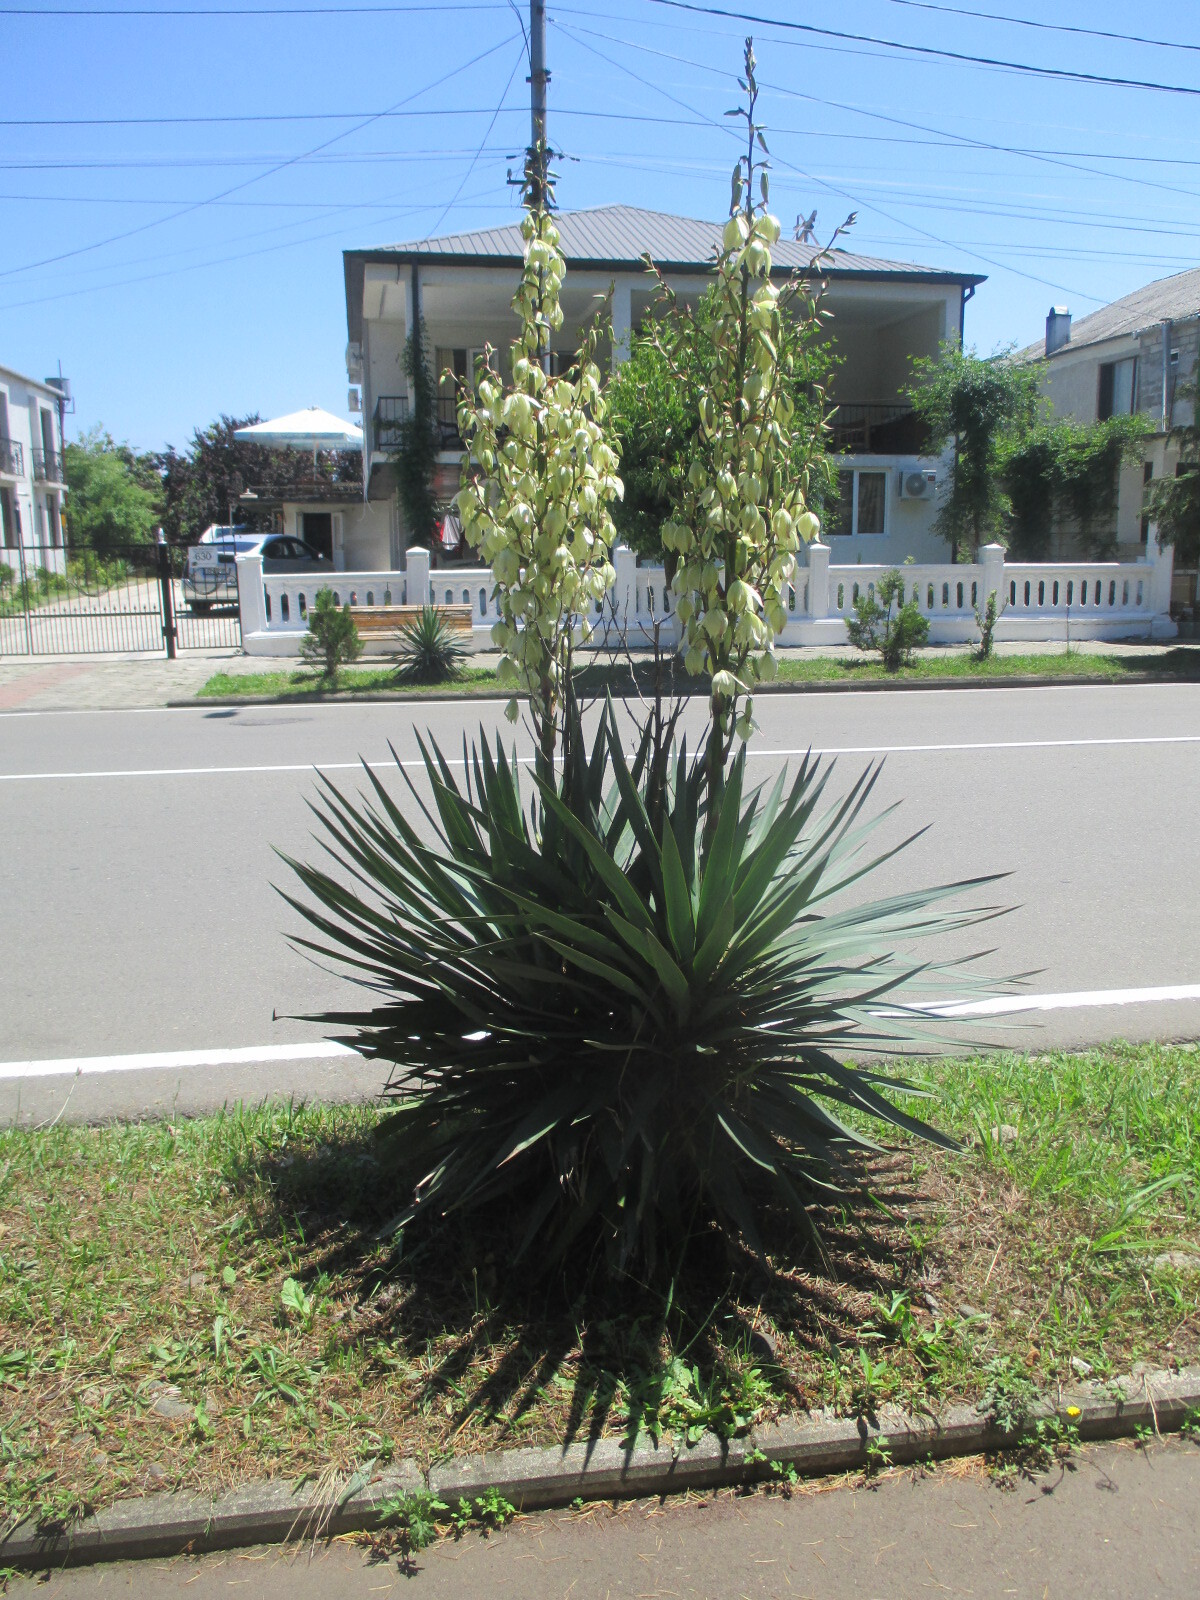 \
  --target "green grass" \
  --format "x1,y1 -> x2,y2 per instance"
199,664 -> 501,699
1,1042 -> 1196,1535
199,647 -> 1200,701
